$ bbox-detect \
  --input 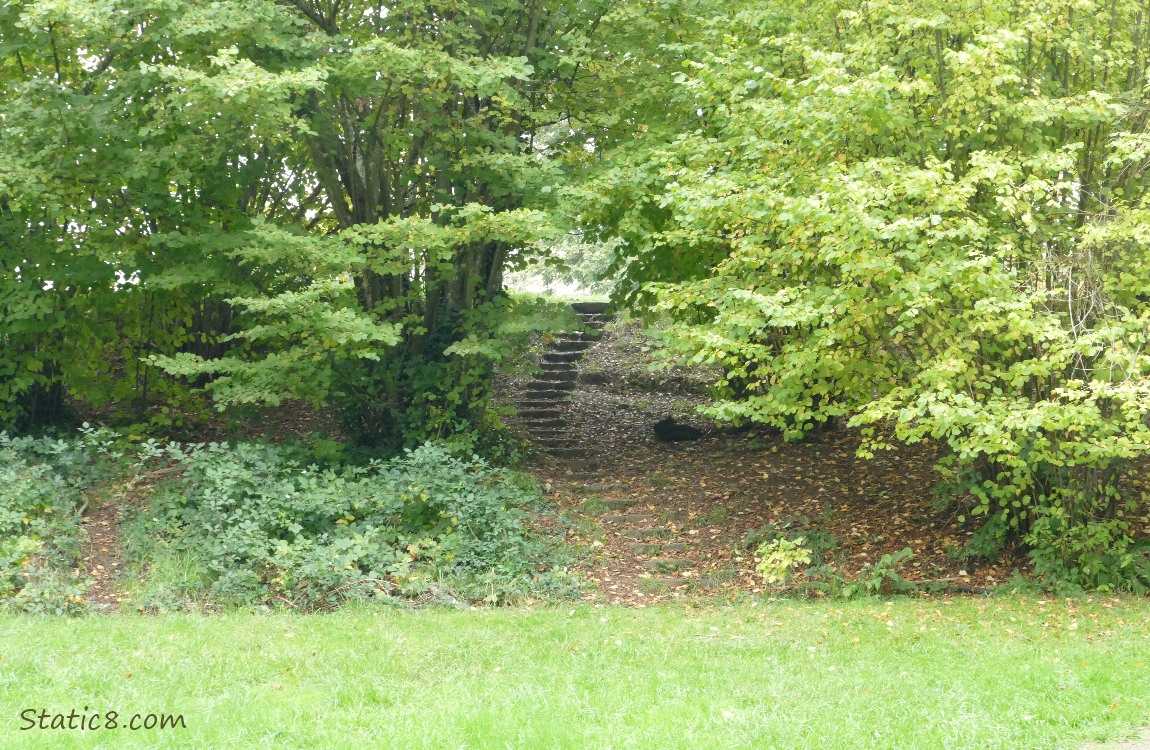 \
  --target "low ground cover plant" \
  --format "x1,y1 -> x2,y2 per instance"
748,516 -> 921,598
0,435 -> 91,614
125,441 -> 578,611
